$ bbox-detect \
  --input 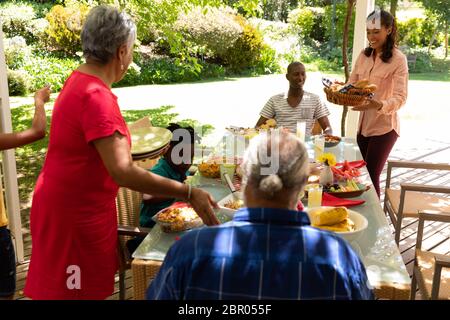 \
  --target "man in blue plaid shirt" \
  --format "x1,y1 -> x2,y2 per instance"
147,130 -> 374,300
